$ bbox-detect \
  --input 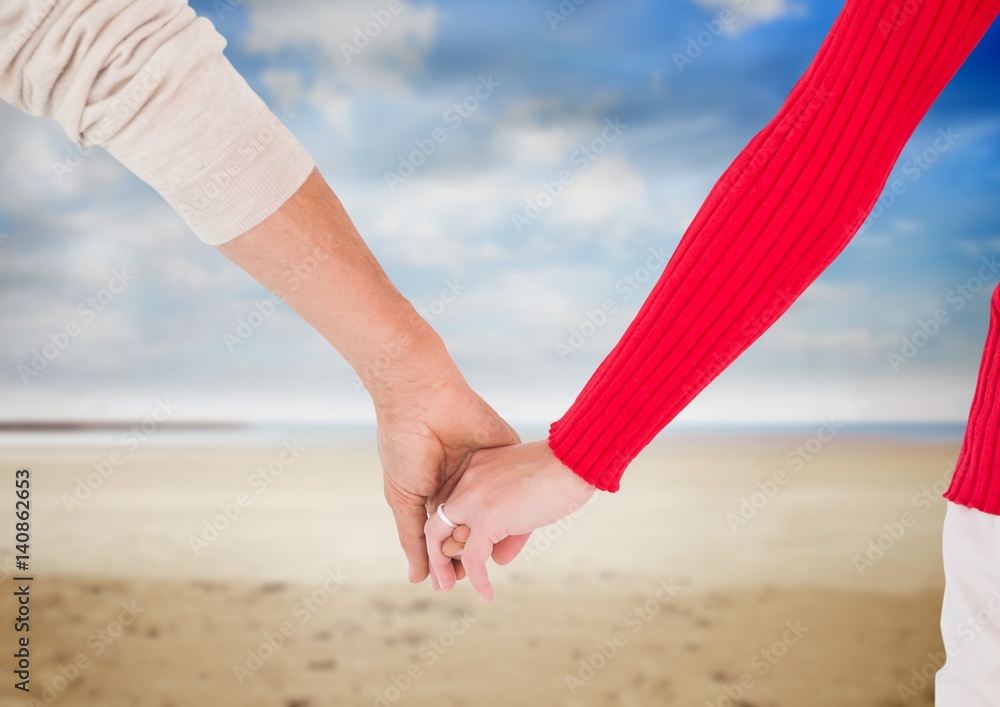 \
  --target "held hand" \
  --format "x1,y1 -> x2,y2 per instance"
375,375 -> 520,587
425,440 -> 596,602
